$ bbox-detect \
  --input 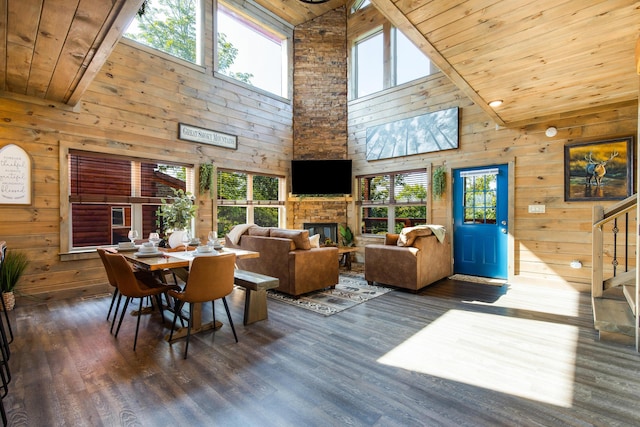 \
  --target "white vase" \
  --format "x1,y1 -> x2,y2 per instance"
168,230 -> 187,248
